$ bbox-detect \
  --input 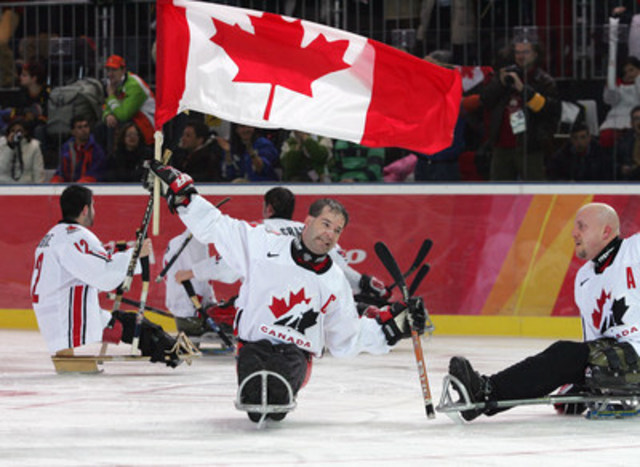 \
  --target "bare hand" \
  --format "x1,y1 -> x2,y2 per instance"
105,114 -> 118,128
175,269 -> 194,283
139,238 -> 152,258
216,136 -> 230,153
